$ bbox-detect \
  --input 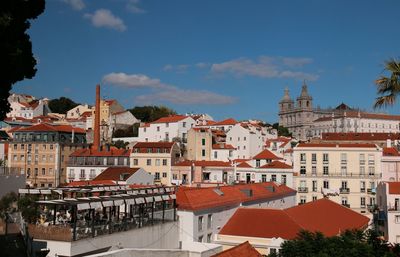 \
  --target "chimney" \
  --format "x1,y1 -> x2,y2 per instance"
93,84 -> 101,151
